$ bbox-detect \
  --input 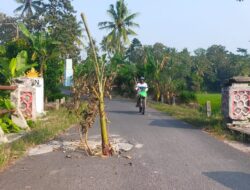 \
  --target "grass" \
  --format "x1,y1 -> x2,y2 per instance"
196,93 -> 221,114
0,108 -> 78,170
150,101 -> 250,142
149,101 -> 233,139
